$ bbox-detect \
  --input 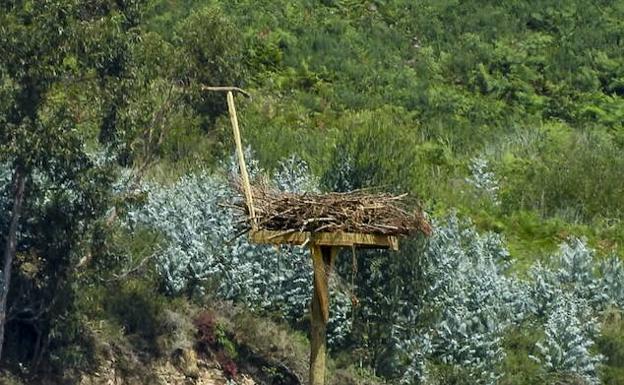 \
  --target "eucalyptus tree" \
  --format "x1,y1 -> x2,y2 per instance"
0,0 -> 247,367
1,0 -> 88,361
0,0 -> 154,364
